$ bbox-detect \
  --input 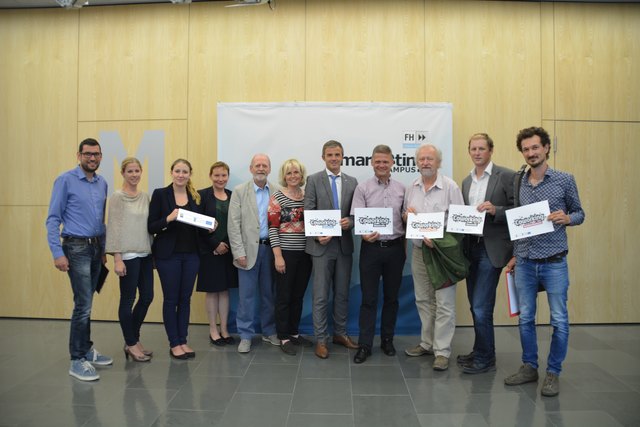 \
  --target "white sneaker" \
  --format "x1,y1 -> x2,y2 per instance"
69,359 -> 100,381
238,339 -> 251,353
262,334 -> 280,346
